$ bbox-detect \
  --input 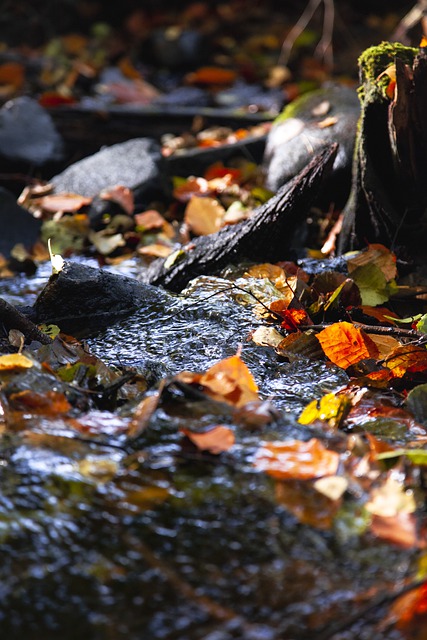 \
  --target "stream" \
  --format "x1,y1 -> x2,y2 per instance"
0,258 -> 419,640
